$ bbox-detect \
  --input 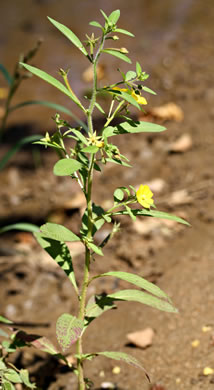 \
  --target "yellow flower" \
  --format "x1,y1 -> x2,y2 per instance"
136,184 -> 154,209
131,90 -> 147,105
112,87 -> 147,105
